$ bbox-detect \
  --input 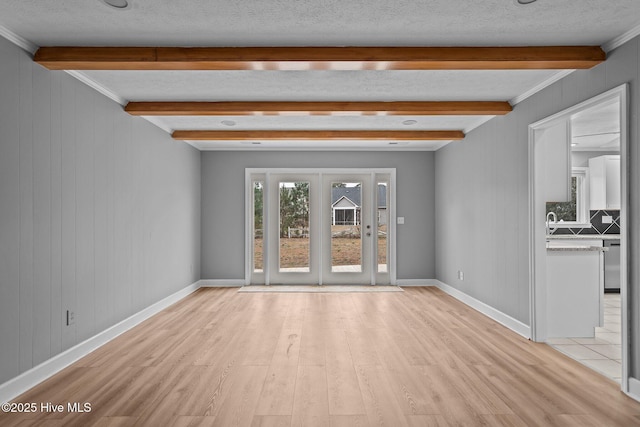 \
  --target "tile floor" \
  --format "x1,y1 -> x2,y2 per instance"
547,293 -> 622,383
